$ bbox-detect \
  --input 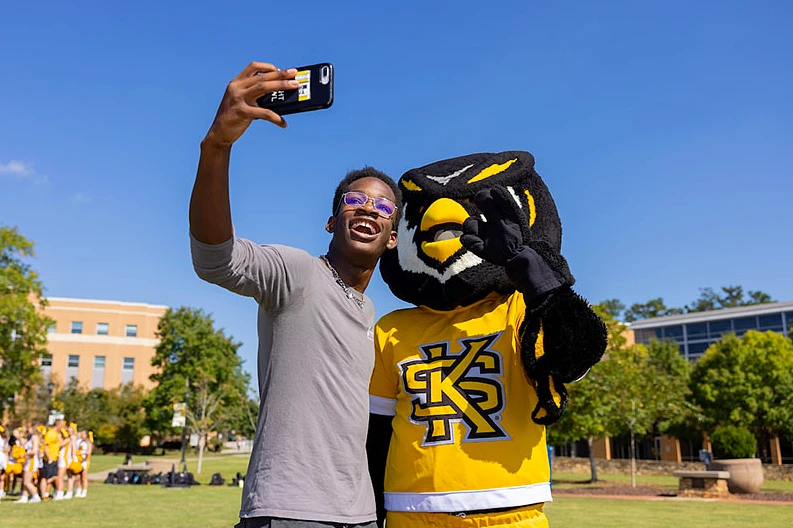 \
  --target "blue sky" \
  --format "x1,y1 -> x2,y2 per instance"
2,1 -> 792,377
